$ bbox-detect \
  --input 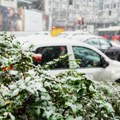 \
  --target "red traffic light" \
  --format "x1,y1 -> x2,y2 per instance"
78,17 -> 84,25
